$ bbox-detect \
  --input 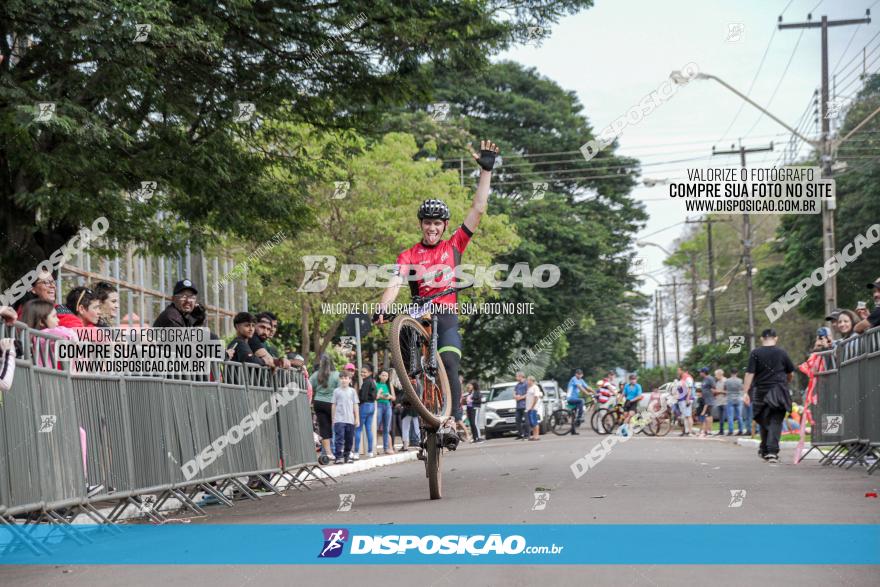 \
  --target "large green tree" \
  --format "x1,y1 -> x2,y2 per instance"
0,0 -> 593,286
758,74 -> 880,321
